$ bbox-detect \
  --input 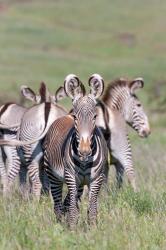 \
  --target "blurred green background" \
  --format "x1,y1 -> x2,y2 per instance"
0,0 -> 166,113
0,1 -> 166,249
